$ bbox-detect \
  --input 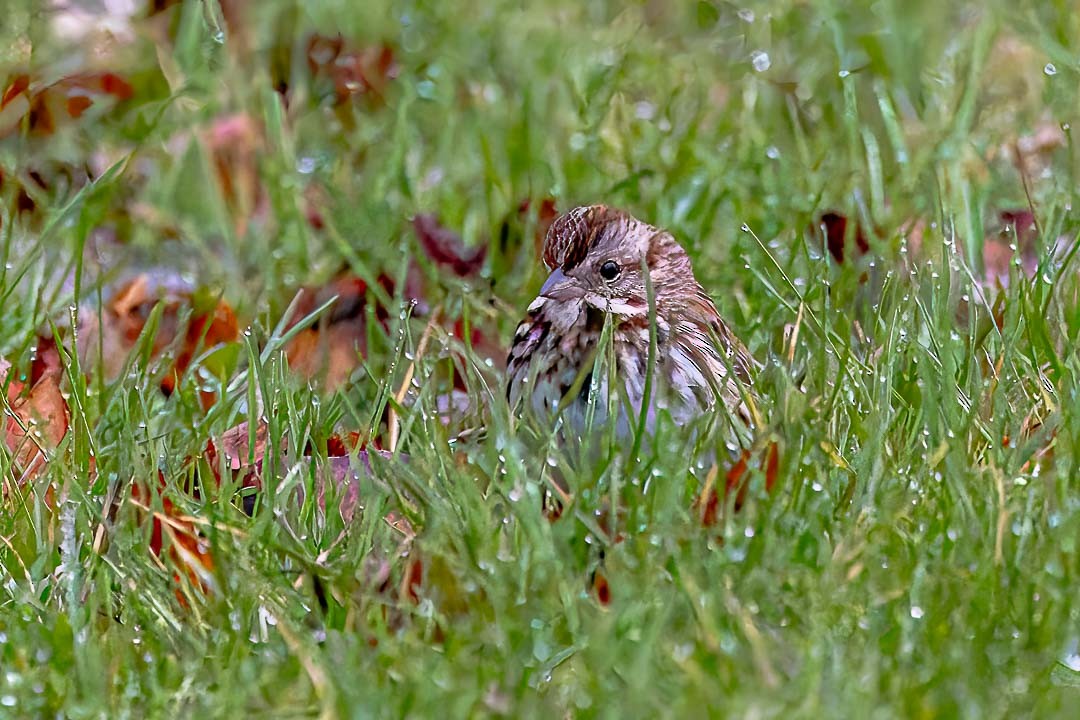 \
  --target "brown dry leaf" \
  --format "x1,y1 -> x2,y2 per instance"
202,113 -> 265,238
527,197 -> 559,252
2,370 -> 69,483
306,35 -> 399,106
205,420 -> 389,522
0,168 -> 48,220
982,209 -> 1042,288
131,470 -> 216,602
77,272 -> 239,407
989,120 -> 1067,178
0,357 -> 23,400
283,268 -> 425,391
309,433 -> 395,523
0,72 -> 133,138
283,273 -> 371,391
285,324 -> 365,392
205,420 -> 272,500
